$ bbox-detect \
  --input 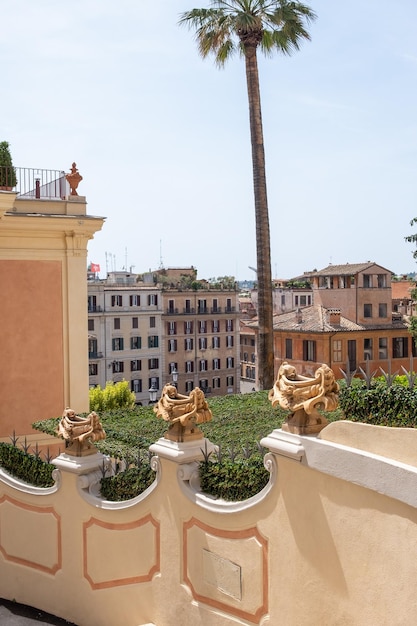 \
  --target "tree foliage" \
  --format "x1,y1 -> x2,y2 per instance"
179,1 -> 316,389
